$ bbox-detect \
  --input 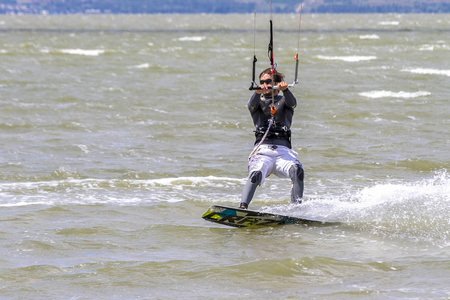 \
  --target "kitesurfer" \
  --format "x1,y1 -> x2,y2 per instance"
240,68 -> 304,209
